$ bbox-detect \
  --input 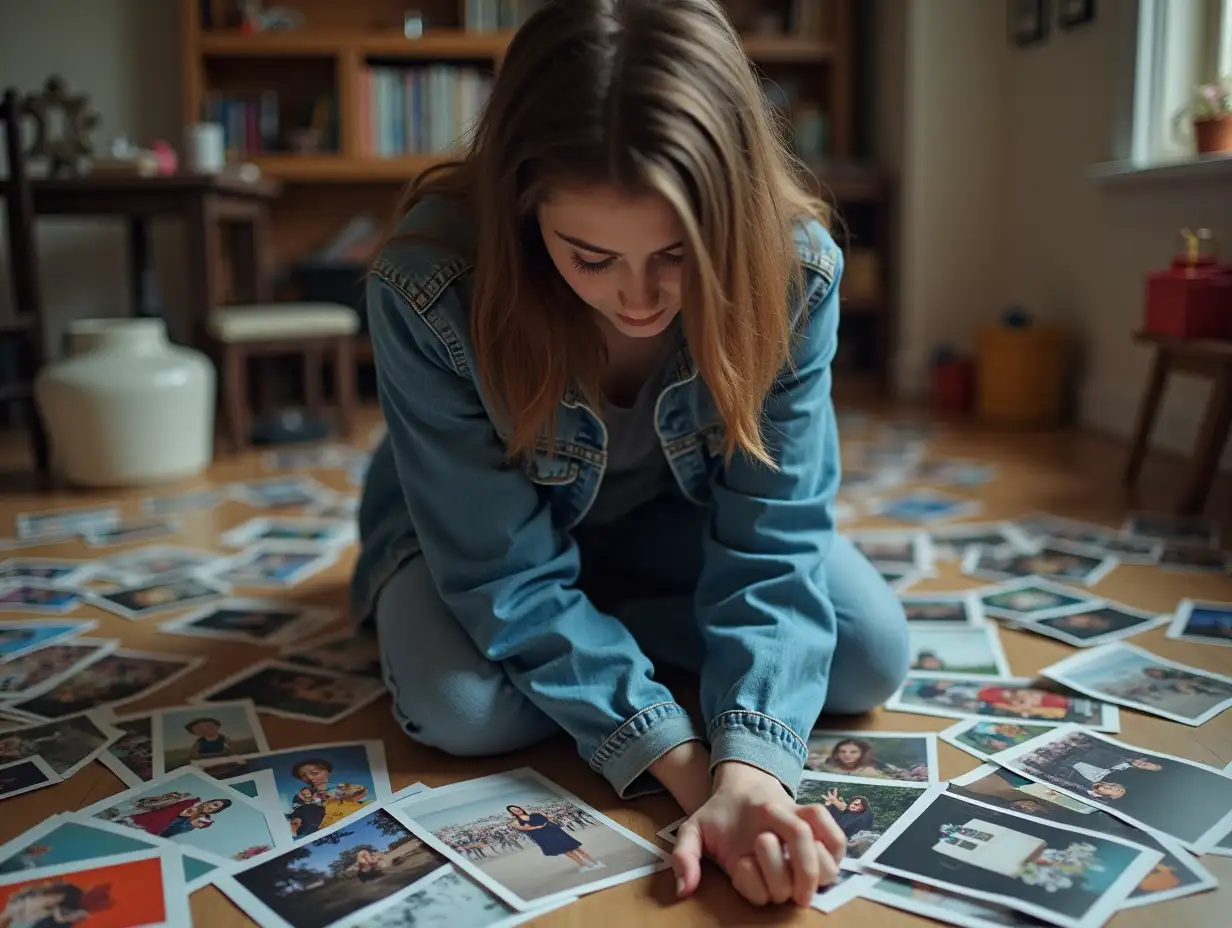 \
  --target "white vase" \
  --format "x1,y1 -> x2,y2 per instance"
35,318 -> 216,486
